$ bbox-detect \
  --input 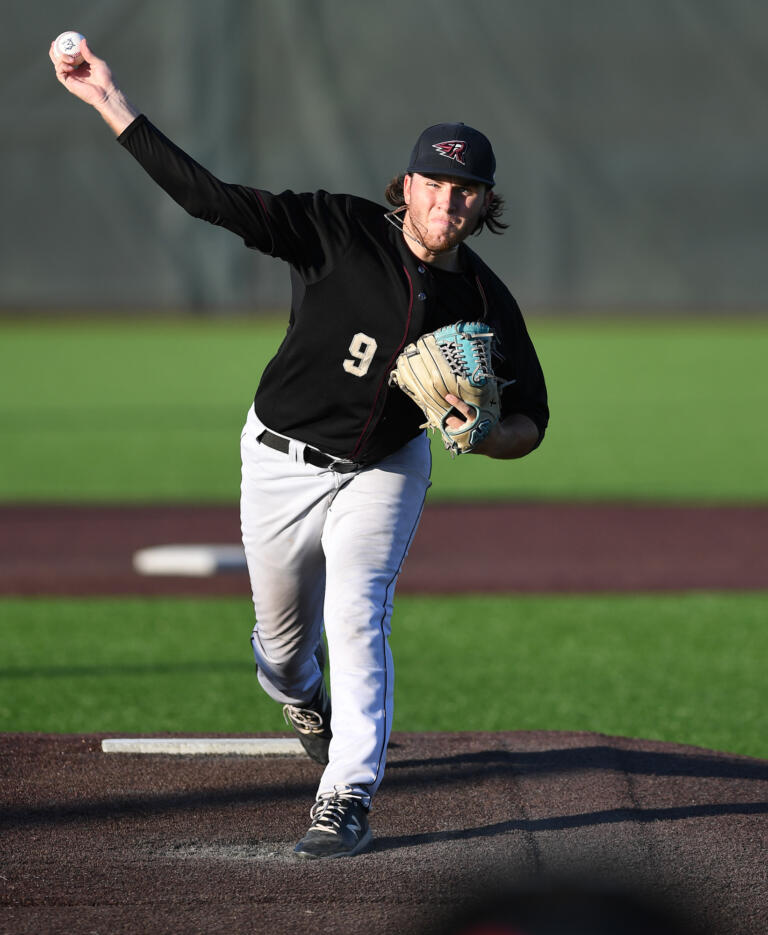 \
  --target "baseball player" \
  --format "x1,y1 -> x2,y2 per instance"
51,39 -> 549,859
